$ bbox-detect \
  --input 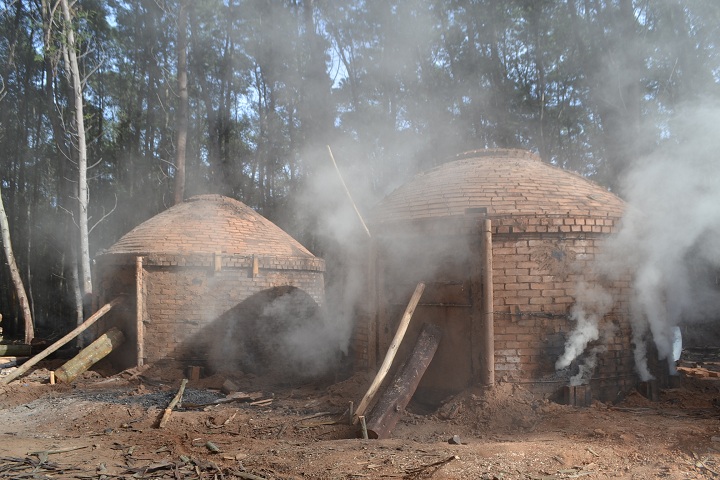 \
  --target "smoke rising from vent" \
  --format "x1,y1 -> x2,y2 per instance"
555,283 -> 613,373
557,103 -> 720,381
